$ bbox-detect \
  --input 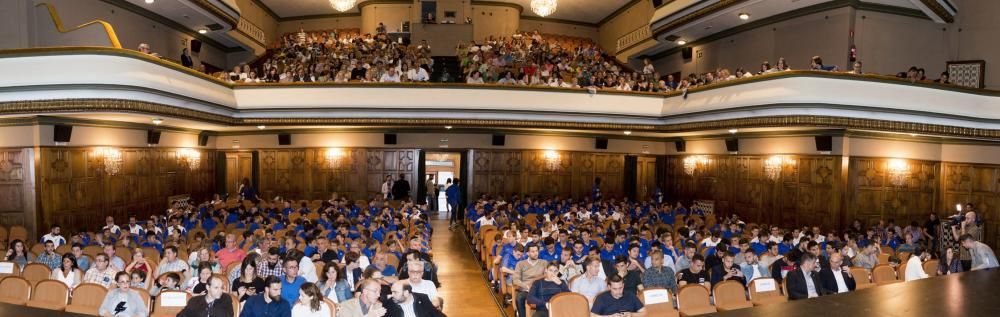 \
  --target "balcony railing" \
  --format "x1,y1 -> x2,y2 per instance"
616,25 -> 652,53
237,18 -> 267,46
